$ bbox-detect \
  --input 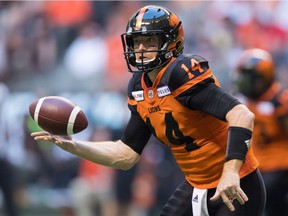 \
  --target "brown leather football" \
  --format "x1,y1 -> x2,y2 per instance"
29,96 -> 88,135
